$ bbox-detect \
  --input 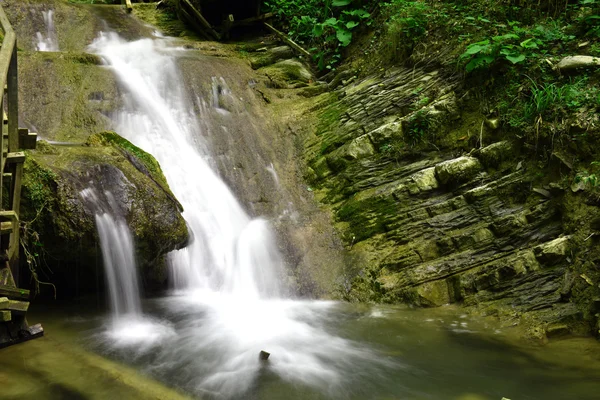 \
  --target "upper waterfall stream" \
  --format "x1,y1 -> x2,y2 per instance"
35,9 -> 58,52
